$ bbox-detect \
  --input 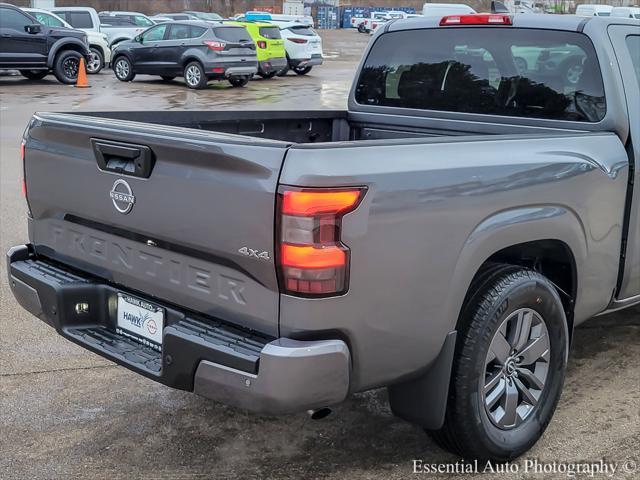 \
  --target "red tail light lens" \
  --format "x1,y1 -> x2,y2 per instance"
257,40 -> 267,49
204,40 -> 226,51
278,186 -> 366,297
440,14 -> 512,26
288,38 -> 308,44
